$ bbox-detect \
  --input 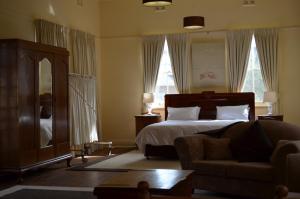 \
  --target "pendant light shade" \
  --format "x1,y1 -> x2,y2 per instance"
143,0 -> 172,7
183,16 -> 205,29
